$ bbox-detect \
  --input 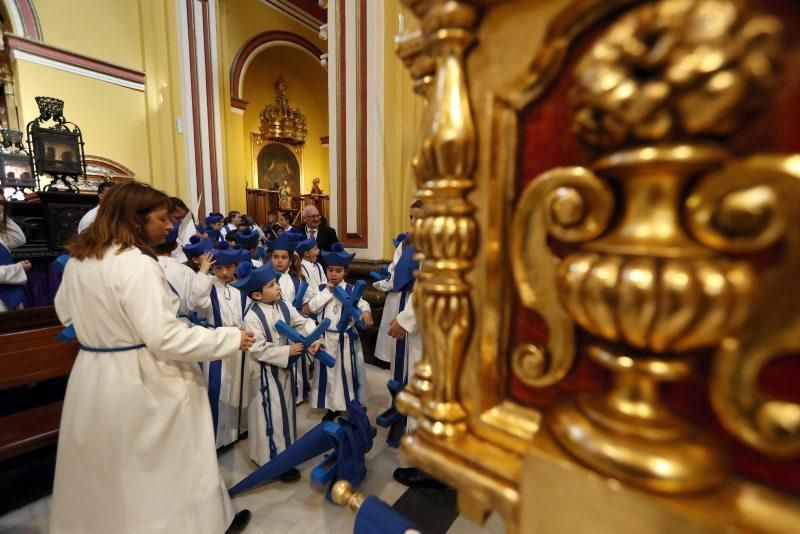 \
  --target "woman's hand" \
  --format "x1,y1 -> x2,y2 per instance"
308,341 -> 322,355
289,342 -> 305,356
198,253 -> 215,275
19,260 -> 32,272
361,311 -> 374,328
239,329 -> 255,351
